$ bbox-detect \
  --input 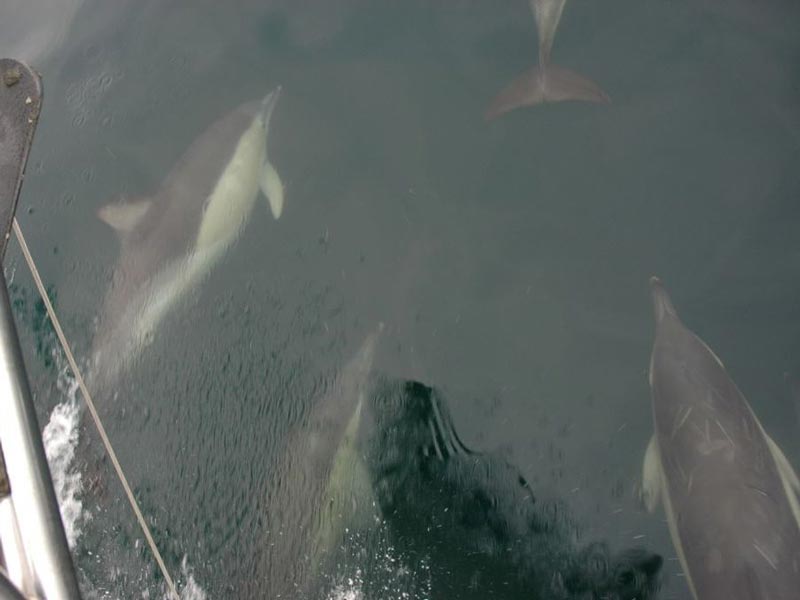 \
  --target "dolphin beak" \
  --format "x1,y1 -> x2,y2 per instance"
261,85 -> 282,124
650,276 -> 678,324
